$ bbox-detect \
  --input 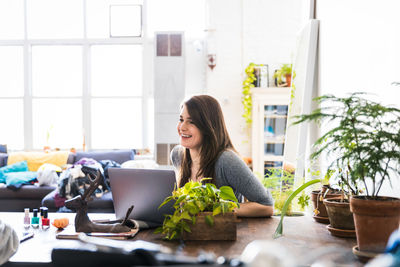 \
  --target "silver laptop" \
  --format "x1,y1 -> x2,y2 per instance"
108,168 -> 176,227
